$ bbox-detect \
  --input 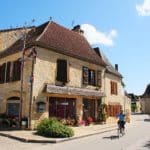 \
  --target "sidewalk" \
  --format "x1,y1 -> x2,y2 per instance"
0,123 -> 118,143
